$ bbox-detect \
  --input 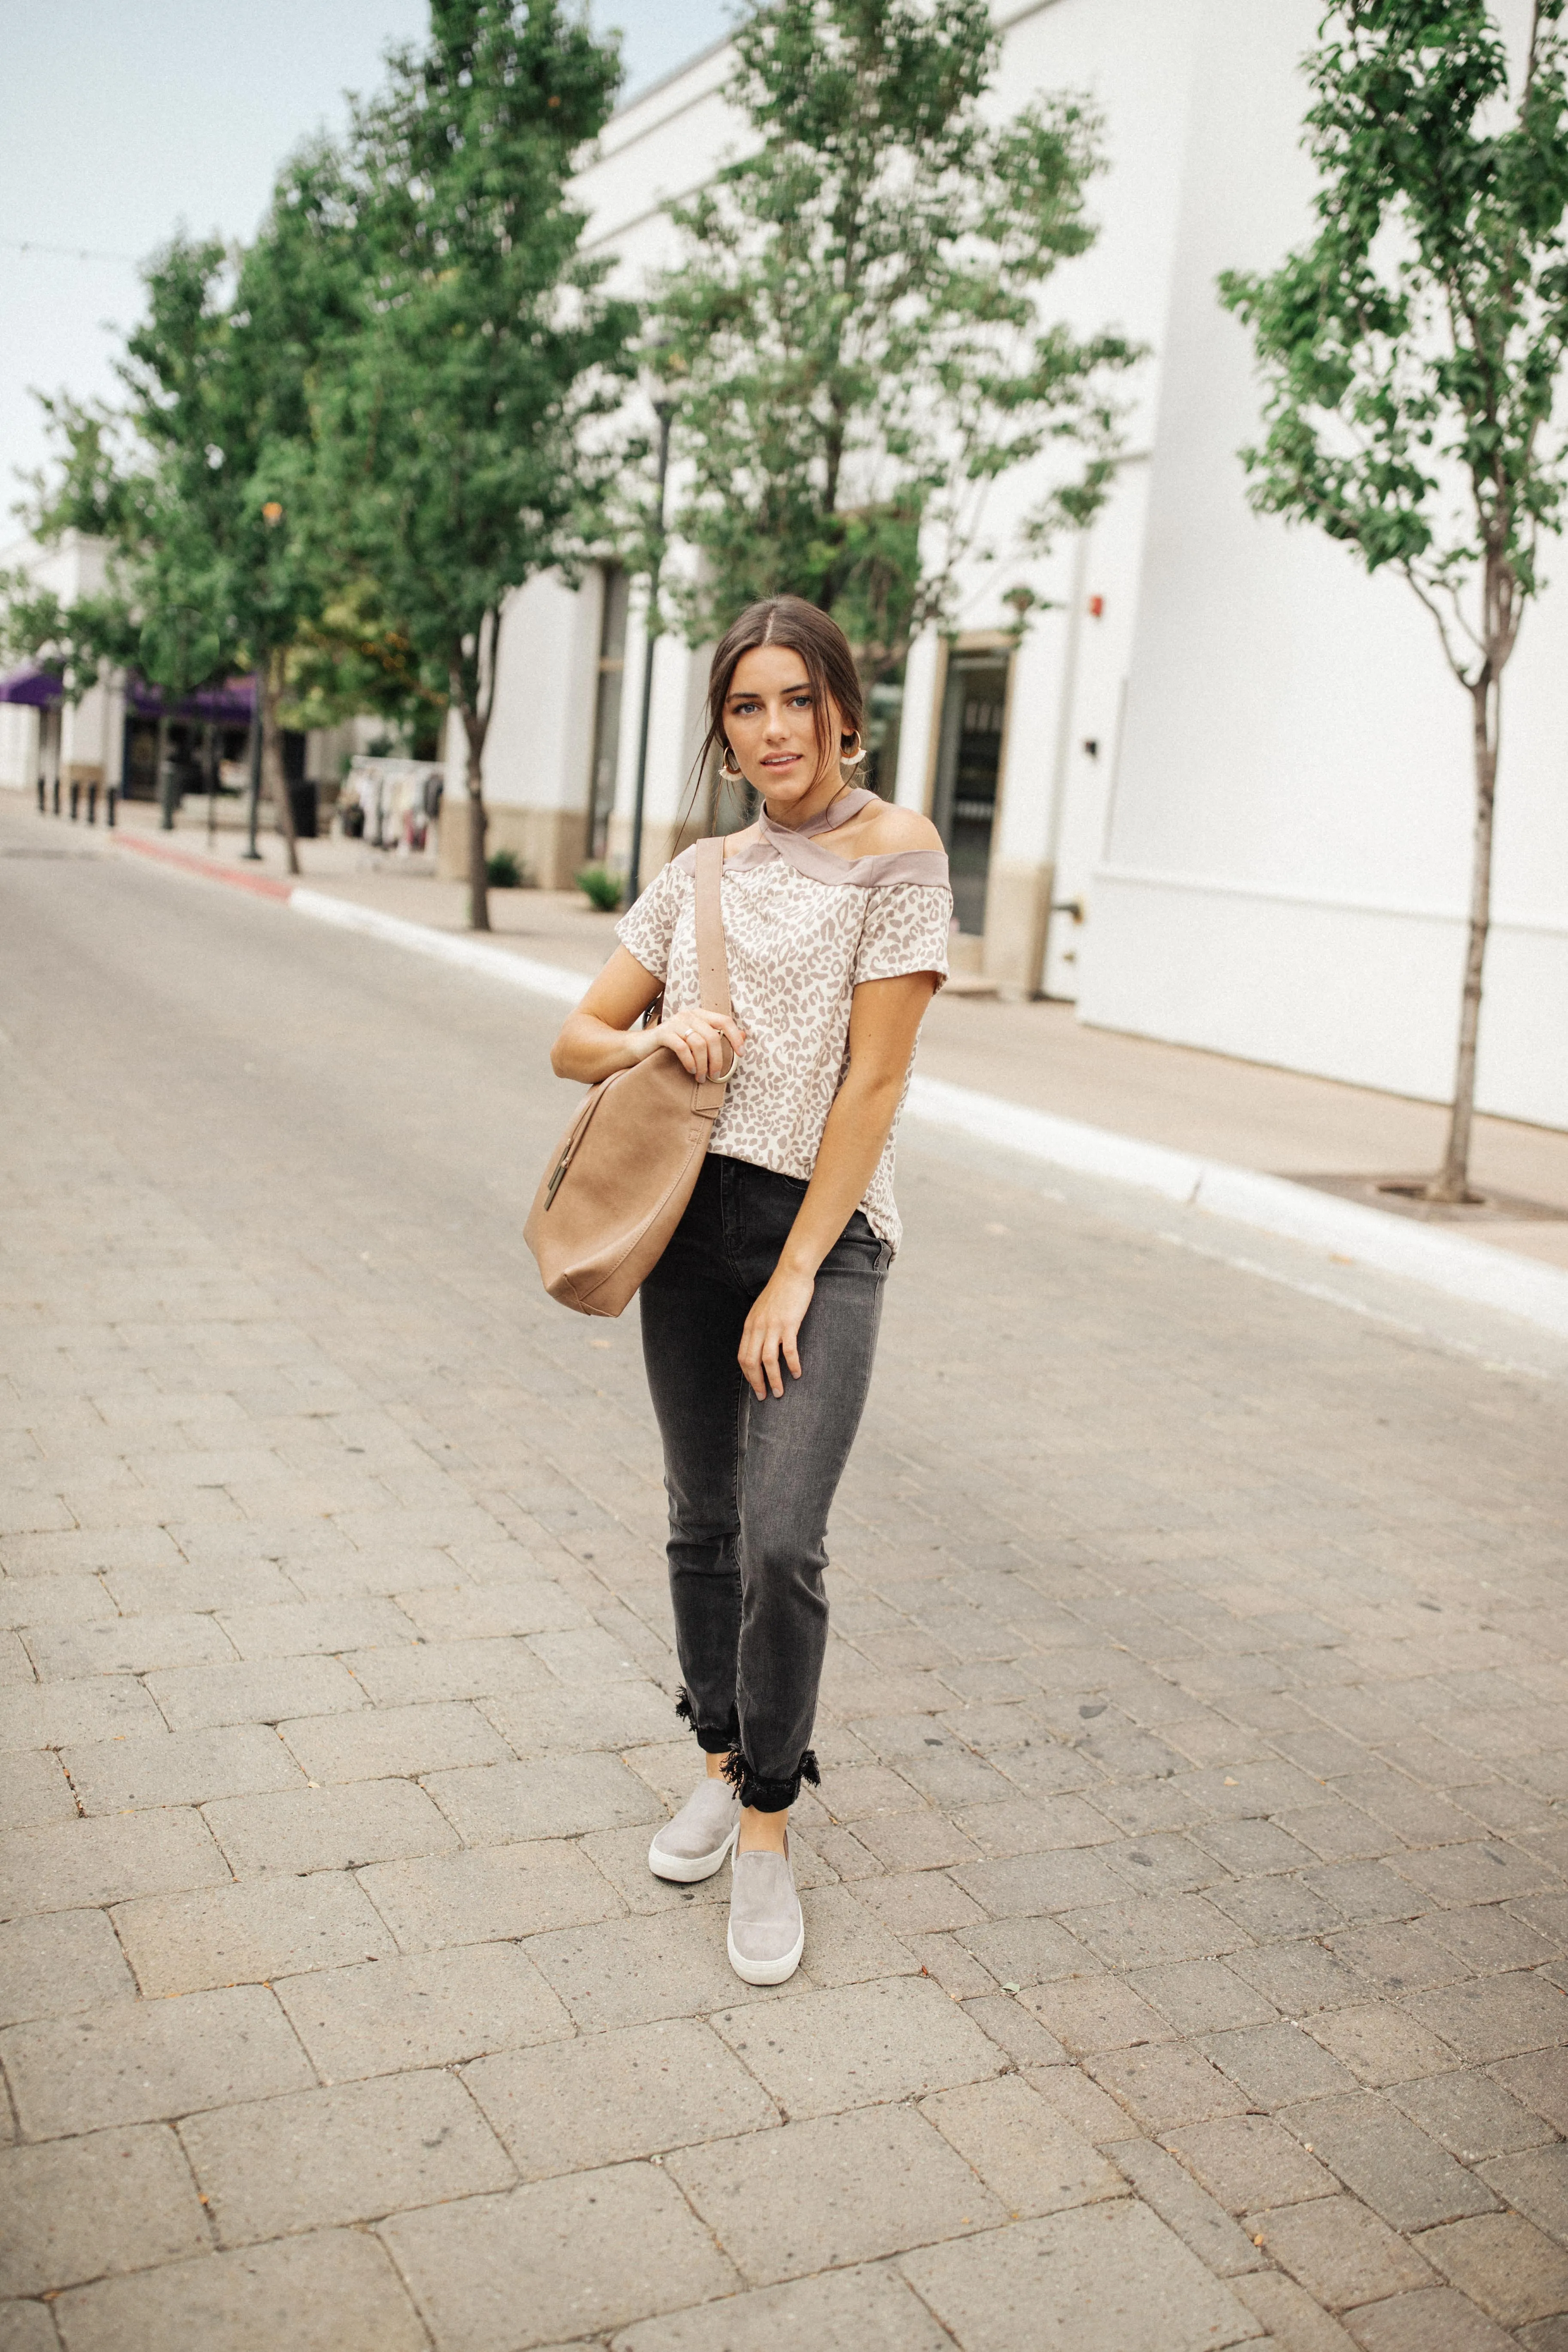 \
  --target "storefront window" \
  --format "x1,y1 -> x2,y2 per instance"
122,716 -> 251,803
